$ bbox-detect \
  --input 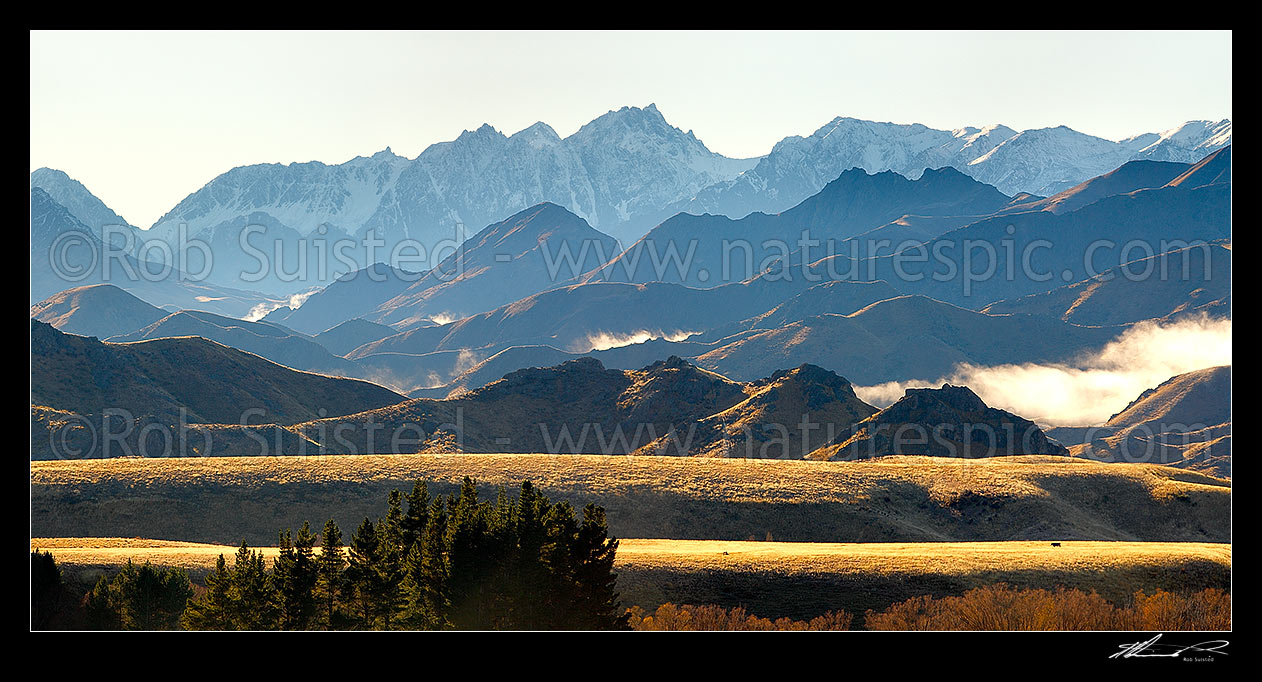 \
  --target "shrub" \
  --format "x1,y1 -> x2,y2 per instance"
627,603 -> 852,631
865,584 -> 1231,631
